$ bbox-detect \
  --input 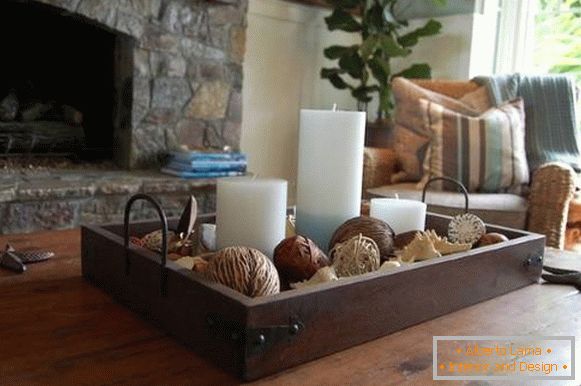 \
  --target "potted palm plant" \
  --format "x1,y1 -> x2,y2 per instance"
321,0 -> 443,127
